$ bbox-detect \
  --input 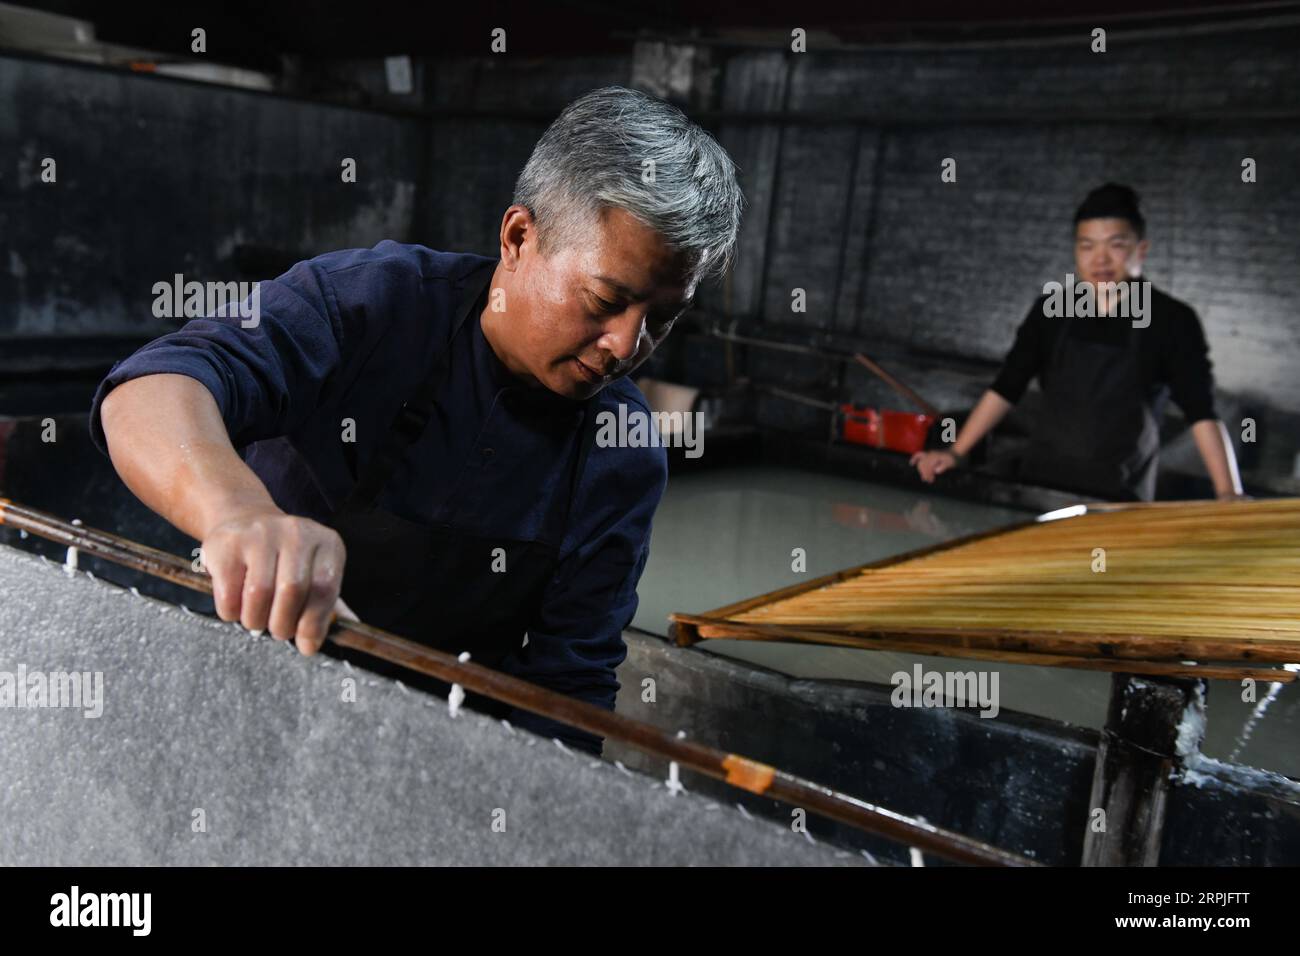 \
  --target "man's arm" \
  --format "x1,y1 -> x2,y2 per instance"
1164,305 -> 1243,499
90,251 -> 380,651
911,299 -> 1044,482
1191,419 -> 1244,499
99,373 -> 346,652
100,374 -> 277,542
92,243 -> 448,648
